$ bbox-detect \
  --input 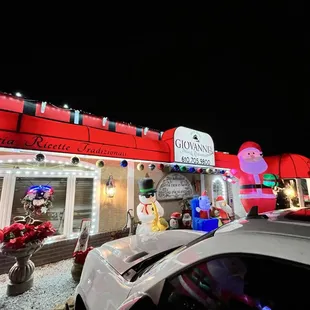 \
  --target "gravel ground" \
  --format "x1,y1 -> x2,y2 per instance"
0,259 -> 77,310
